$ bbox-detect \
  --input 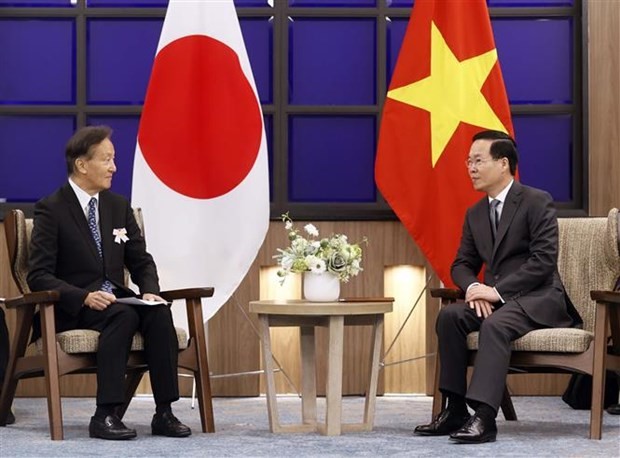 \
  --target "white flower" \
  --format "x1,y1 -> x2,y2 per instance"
304,223 -> 319,237
273,213 -> 366,284
305,255 -> 326,273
